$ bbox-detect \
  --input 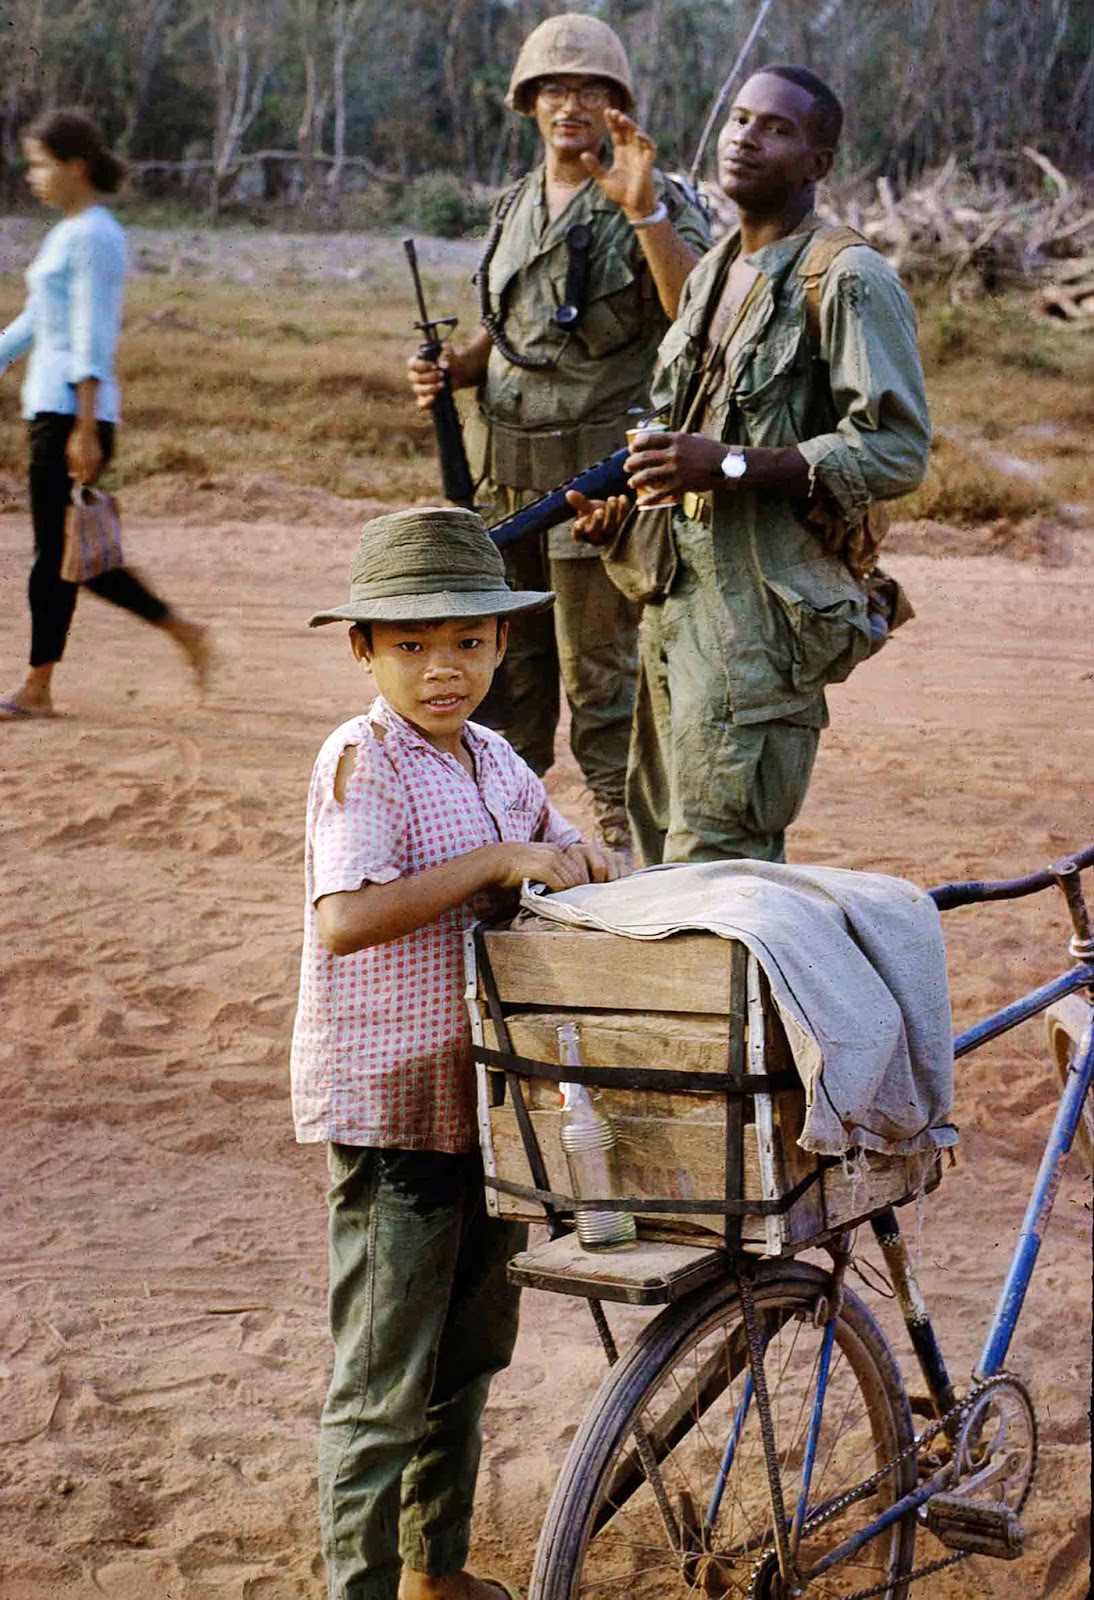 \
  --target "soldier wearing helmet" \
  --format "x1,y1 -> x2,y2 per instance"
408,12 -> 710,855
